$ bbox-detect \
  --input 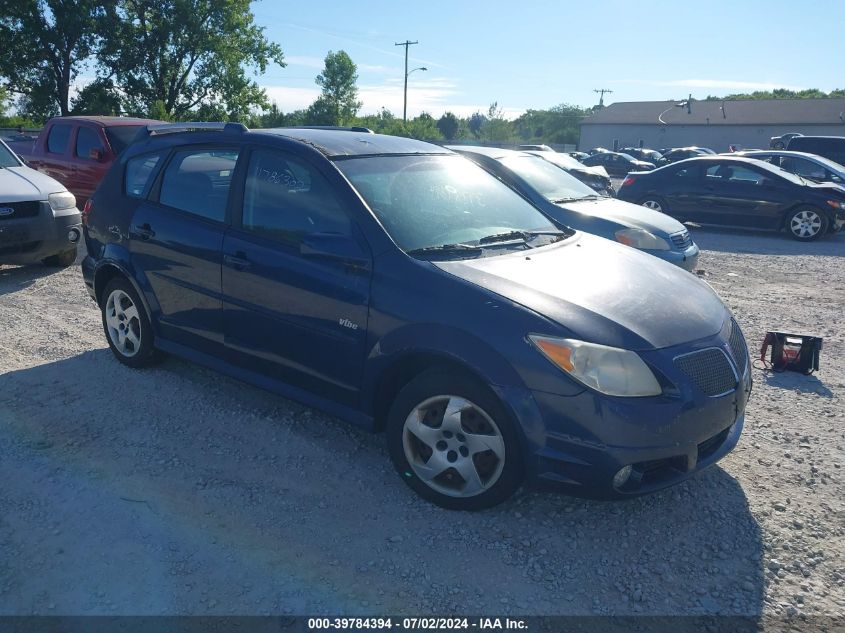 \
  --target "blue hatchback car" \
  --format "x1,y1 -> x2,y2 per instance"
81,124 -> 751,510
